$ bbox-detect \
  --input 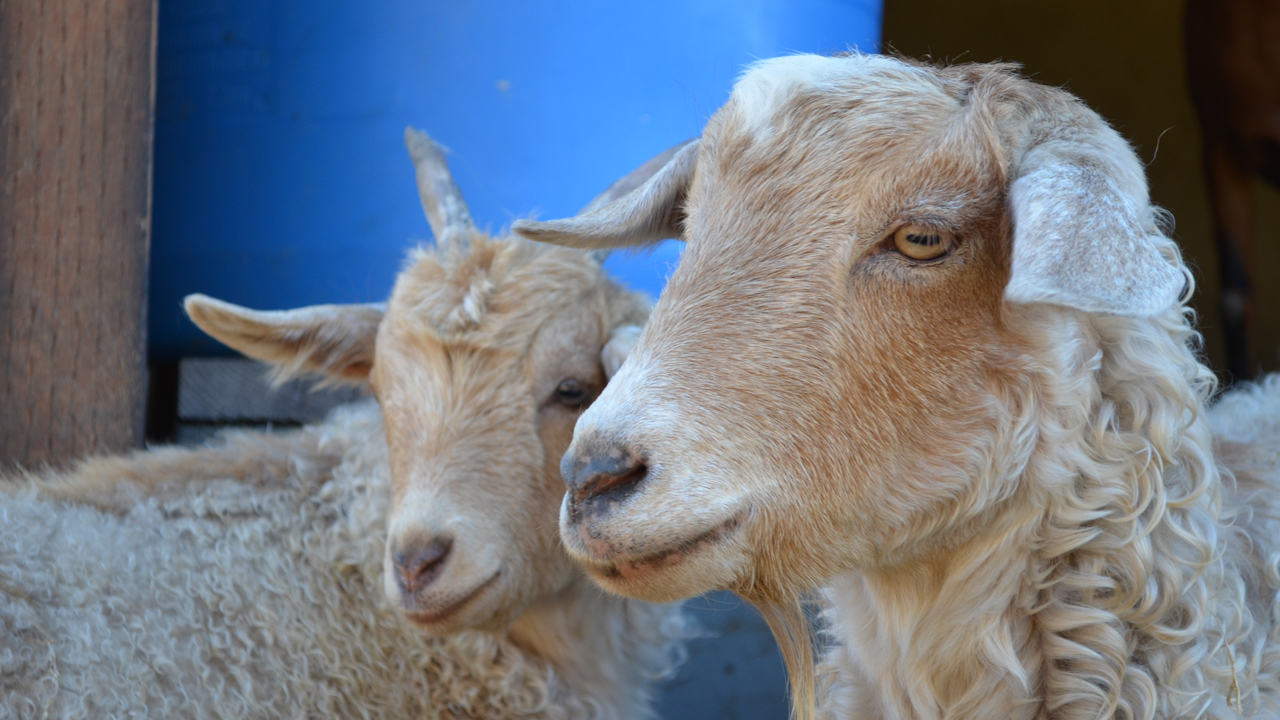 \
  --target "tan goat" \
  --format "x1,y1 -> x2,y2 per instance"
187,128 -> 658,637
515,54 -> 1280,719
1,129 -> 687,719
